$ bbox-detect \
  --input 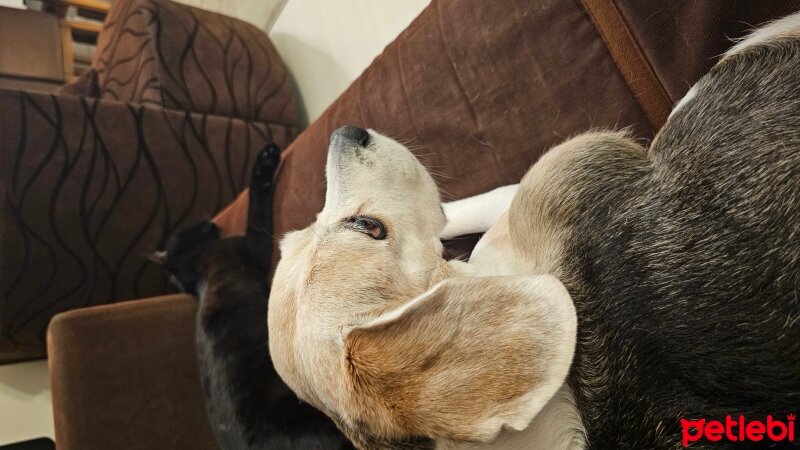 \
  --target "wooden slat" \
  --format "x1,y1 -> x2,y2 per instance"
64,19 -> 103,44
55,0 -> 110,13
63,19 -> 103,34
